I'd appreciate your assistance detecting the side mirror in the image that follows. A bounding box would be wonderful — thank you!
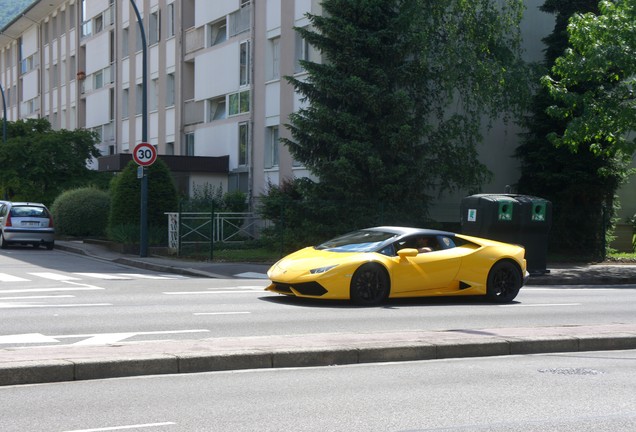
[398,248,419,258]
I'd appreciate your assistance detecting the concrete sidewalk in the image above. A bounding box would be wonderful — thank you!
[1,240,634,387]
[2,324,636,386]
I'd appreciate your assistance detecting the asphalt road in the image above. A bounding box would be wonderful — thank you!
[1,248,636,348]
[2,350,635,432]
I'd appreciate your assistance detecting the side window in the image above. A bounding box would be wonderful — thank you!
[438,236,456,249]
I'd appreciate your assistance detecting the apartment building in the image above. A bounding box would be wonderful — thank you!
[2,0,635,233]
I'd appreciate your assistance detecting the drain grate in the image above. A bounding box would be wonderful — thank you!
[538,367,605,375]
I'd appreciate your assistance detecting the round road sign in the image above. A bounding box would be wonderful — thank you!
[133,142,157,166]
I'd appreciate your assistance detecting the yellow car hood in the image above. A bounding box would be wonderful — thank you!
[268,247,360,280]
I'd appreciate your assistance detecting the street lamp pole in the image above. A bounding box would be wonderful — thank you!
[0,81,6,144]
[129,0,149,258]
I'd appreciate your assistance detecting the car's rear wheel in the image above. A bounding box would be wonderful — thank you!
[350,263,390,306]
[486,261,521,303]
[0,233,8,249]
[45,241,54,250]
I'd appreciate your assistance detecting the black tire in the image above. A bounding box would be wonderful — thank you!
[45,242,54,250]
[350,263,390,306]
[0,233,7,249]
[486,261,522,303]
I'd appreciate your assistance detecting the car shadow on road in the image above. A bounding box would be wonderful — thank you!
[259,294,520,309]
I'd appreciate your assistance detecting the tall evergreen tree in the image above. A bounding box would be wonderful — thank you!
[282,0,530,227]
[515,0,626,258]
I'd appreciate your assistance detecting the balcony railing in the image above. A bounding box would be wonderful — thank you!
[185,27,205,55]
[184,99,204,126]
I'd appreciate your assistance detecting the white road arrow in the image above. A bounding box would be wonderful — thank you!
[0,333,60,344]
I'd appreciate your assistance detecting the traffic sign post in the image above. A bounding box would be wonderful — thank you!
[133,142,156,258]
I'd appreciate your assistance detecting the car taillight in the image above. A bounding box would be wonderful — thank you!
[5,213,12,227]
[48,215,54,228]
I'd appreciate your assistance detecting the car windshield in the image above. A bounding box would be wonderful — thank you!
[315,230,398,253]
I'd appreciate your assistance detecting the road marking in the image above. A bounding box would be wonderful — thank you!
[28,272,81,281]
[194,311,251,316]
[73,273,133,280]
[0,287,104,294]
[118,273,176,280]
[0,303,111,309]
[62,422,176,432]
[163,289,263,295]
[499,303,581,307]
[56,329,211,346]
[234,272,268,279]
[0,333,61,344]
[0,273,29,282]
[0,295,74,300]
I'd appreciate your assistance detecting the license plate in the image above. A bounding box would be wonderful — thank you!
[22,221,40,227]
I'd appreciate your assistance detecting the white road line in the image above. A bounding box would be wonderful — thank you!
[163,290,263,295]
[0,287,103,294]
[0,303,111,309]
[0,273,29,282]
[28,272,81,281]
[0,295,74,300]
[234,272,269,279]
[118,273,176,280]
[499,303,581,307]
[55,329,211,346]
[62,422,176,432]
[73,273,133,280]
[194,311,251,316]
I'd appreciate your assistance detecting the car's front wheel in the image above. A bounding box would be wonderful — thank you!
[486,261,522,303]
[350,263,390,306]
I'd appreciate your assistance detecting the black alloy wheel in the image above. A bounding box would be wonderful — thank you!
[486,261,522,303]
[350,263,390,306]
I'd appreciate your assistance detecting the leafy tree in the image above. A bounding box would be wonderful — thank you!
[519,0,635,257]
[108,159,178,244]
[282,0,531,227]
[0,119,100,205]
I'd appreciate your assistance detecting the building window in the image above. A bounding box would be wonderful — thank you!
[238,122,249,166]
[122,88,129,119]
[240,40,250,86]
[267,37,280,81]
[122,27,129,56]
[94,14,103,34]
[167,3,175,38]
[207,96,226,121]
[295,31,310,73]
[184,133,195,156]
[136,25,144,52]
[166,73,175,107]
[149,10,160,45]
[228,90,249,116]
[150,78,159,111]
[135,84,143,115]
[229,1,251,37]
[94,70,104,89]
[208,19,227,47]
[265,126,279,169]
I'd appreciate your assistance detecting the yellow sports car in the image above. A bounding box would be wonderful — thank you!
[266,226,529,306]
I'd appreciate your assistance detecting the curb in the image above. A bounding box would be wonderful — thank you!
[2,329,636,386]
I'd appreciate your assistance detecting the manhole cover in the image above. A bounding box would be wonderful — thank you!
[538,367,605,375]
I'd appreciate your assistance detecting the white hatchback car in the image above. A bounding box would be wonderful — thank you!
[0,202,55,250]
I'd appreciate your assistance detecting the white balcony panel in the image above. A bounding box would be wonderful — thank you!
[86,88,110,128]
[166,38,176,69]
[195,0,239,28]
[86,0,109,20]
[122,57,130,85]
[295,0,311,24]
[196,122,235,158]
[122,119,130,150]
[150,44,159,78]
[266,0,281,32]
[165,107,175,139]
[22,70,39,100]
[150,111,159,141]
[194,44,239,100]
[22,26,38,57]
[86,32,110,74]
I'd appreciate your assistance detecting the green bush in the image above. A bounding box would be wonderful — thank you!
[50,187,111,237]
[109,158,178,235]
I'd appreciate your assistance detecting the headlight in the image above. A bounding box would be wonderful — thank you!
[309,264,338,274]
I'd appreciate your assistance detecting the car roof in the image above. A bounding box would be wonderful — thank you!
[6,202,47,207]
[365,226,457,237]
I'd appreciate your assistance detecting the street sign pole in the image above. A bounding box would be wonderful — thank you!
[130,0,148,257]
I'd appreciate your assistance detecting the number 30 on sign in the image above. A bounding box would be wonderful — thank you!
[133,142,157,166]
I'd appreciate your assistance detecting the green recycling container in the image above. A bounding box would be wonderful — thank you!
[460,194,552,274]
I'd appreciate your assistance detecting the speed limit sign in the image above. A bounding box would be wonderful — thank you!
[133,142,157,166]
